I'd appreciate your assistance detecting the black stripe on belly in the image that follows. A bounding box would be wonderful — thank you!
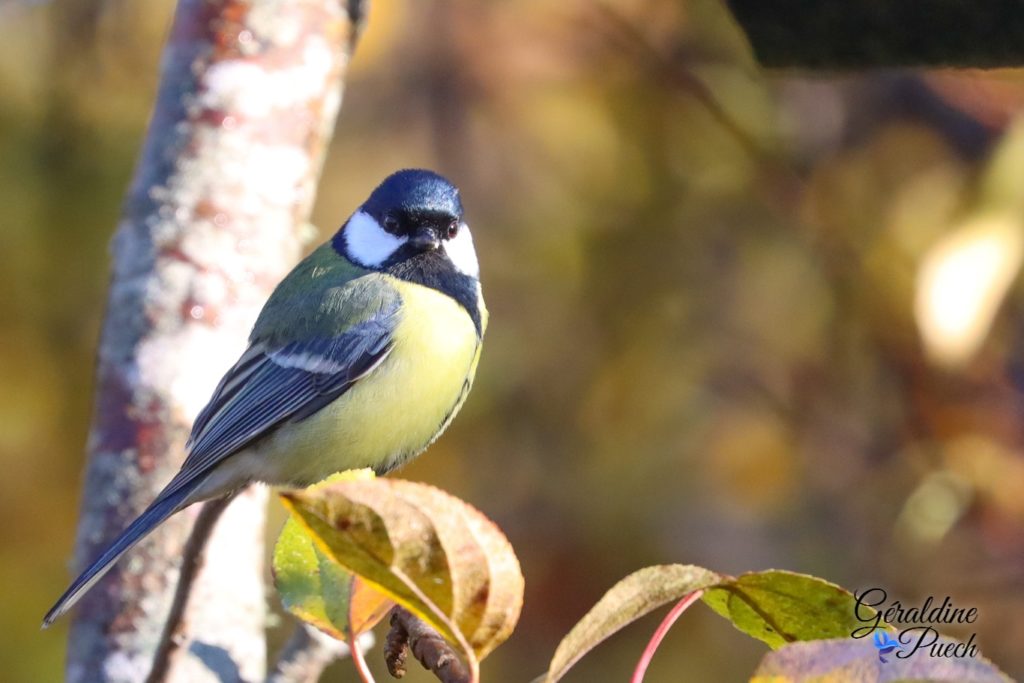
[382,248,483,336]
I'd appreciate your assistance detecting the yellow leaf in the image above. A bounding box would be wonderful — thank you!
[273,469,394,641]
[280,478,523,670]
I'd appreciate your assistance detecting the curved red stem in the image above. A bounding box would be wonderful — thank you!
[630,589,705,683]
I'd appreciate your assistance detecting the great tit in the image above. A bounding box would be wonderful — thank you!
[44,168,486,627]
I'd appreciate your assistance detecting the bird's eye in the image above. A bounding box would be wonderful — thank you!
[383,215,400,233]
[446,220,460,239]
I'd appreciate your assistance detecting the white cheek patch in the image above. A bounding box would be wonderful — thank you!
[343,210,407,267]
[444,223,480,278]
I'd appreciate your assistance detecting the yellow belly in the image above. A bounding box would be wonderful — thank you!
[242,278,482,486]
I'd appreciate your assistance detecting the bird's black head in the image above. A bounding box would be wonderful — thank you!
[333,169,482,331]
[335,169,473,266]
[363,169,463,224]
[359,169,464,251]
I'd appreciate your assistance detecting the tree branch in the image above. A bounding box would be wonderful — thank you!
[64,0,365,681]
[385,607,470,683]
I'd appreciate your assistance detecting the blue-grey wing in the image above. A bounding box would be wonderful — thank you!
[166,302,400,498]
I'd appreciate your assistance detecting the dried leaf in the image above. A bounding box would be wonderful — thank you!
[543,564,722,683]
[272,470,393,641]
[280,478,524,665]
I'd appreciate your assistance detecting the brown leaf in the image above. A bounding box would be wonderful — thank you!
[543,564,722,683]
[280,478,524,669]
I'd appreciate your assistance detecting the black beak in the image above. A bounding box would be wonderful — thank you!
[409,226,441,251]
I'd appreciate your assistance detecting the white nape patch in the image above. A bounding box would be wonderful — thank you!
[444,223,480,278]
[343,210,408,268]
[268,349,345,373]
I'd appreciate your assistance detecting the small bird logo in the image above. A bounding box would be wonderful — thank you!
[872,631,902,663]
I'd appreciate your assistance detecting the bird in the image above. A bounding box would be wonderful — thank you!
[44,168,487,627]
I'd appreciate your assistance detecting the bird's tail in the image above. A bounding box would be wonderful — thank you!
[42,484,193,628]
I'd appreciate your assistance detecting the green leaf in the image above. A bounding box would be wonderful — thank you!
[272,469,393,641]
[273,516,393,640]
[542,564,723,683]
[702,571,877,649]
[540,565,1011,681]
[750,637,1012,682]
[279,477,523,667]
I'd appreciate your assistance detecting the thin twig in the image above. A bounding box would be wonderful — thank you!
[268,623,373,683]
[145,496,234,683]
[630,590,705,683]
[385,607,470,683]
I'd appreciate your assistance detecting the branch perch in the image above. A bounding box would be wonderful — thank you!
[385,607,470,683]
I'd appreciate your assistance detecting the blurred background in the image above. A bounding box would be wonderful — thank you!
[3,0,1024,681]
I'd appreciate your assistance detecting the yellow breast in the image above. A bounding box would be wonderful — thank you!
[251,277,483,485]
